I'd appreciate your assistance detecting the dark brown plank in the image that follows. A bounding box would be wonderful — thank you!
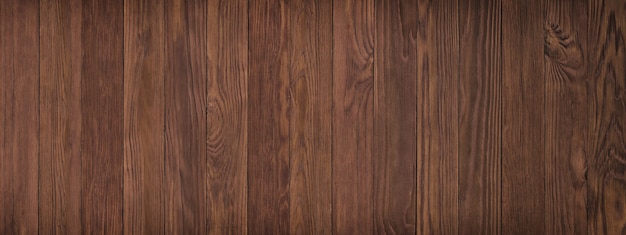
[501,0,545,233]
[124,0,165,234]
[164,0,208,233]
[287,0,333,234]
[81,0,124,233]
[332,0,375,234]
[416,0,459,233]
[0,0,39,234]
[205,0,248,233]
[458,0,501,234]
[544,0,589,234]
[248,0,290,233]
[585,0,626,234]
[39,0,82,234]
[373,0,417,233]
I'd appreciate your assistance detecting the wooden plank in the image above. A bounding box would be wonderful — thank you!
[164,0,208,233]
[458,0,501,233]
[0,0,39,234]
[287,0,332,234]
[373,0,417,233]
[544,0,588,234]
[248,0,290,233]
[332,0,375,233]
[80,0,124,233]
[585,0,626,234]
[124,0,165,234]
[39,0,83,234]
[205,0,248,233]
[415,0,459,233]
[501,0,545,233]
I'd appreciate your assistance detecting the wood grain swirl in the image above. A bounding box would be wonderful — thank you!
[206,0,248,233]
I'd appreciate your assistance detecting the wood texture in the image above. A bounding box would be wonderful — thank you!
[247,0,290,233]
[416,0,459,233]
[0,0,39,234]
[544,0,589,234]
[585,0,625,234]
[1,1,625,234]
[124,0,165,234]
[206,0,248,233]
[39,0,82,234]
[287,0,333,234]
[501,0,545,234]
[332,0,375,234]
[458,0,502,234]
[164,0,208,233]
[373,0,417,233]
[81,0,124,233]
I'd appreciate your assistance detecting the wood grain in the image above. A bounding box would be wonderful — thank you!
[585,0,626,234]
[458,0,501,234]
[544,0,589,234]
[164,0,208,233]
[205,0,248,233]
[248,0,290,233]
[80,0,124,233]
[373,0,417,233]
[332,0,375,234]
[501,0,545,234]
[39,0,82,234]
[0,0,39,234]
[124,0,165,234]
[415,0,459,233]
[287,0,333,234]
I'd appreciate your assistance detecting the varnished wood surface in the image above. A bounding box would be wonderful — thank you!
[0,0,624,234]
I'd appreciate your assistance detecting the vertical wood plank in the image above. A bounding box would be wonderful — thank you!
[205,0,248,233]
[416,0,460,233]
[0,0,39,234]
[81,0,124,233]
[373,0,417,233]
[39,0,83,233]
[124,0,165,234]
[585,0,626,234]
[544,0,588,234]
[248,0,290,233]
[458,0,501,234]
[332,0,375,233]
[0,2,12,231]
[287,0,333,234]
[501,0,545,234]
[164,0,208,233]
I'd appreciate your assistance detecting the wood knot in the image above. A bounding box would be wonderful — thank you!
[544,22,583,69]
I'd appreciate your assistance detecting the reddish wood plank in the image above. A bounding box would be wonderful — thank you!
[501,0,545,233]
[248,0,290,233]
[416,0,460,233]
[0,0,39,234]
[39,0,82,234]
[124,0,165,234]
[458,0,502,234]
[81,0,124,233]
[373,0,417,233]
[332,0,375,234]
[287,0,333,234]
[205,0,248,233]
[164,0,208,233]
